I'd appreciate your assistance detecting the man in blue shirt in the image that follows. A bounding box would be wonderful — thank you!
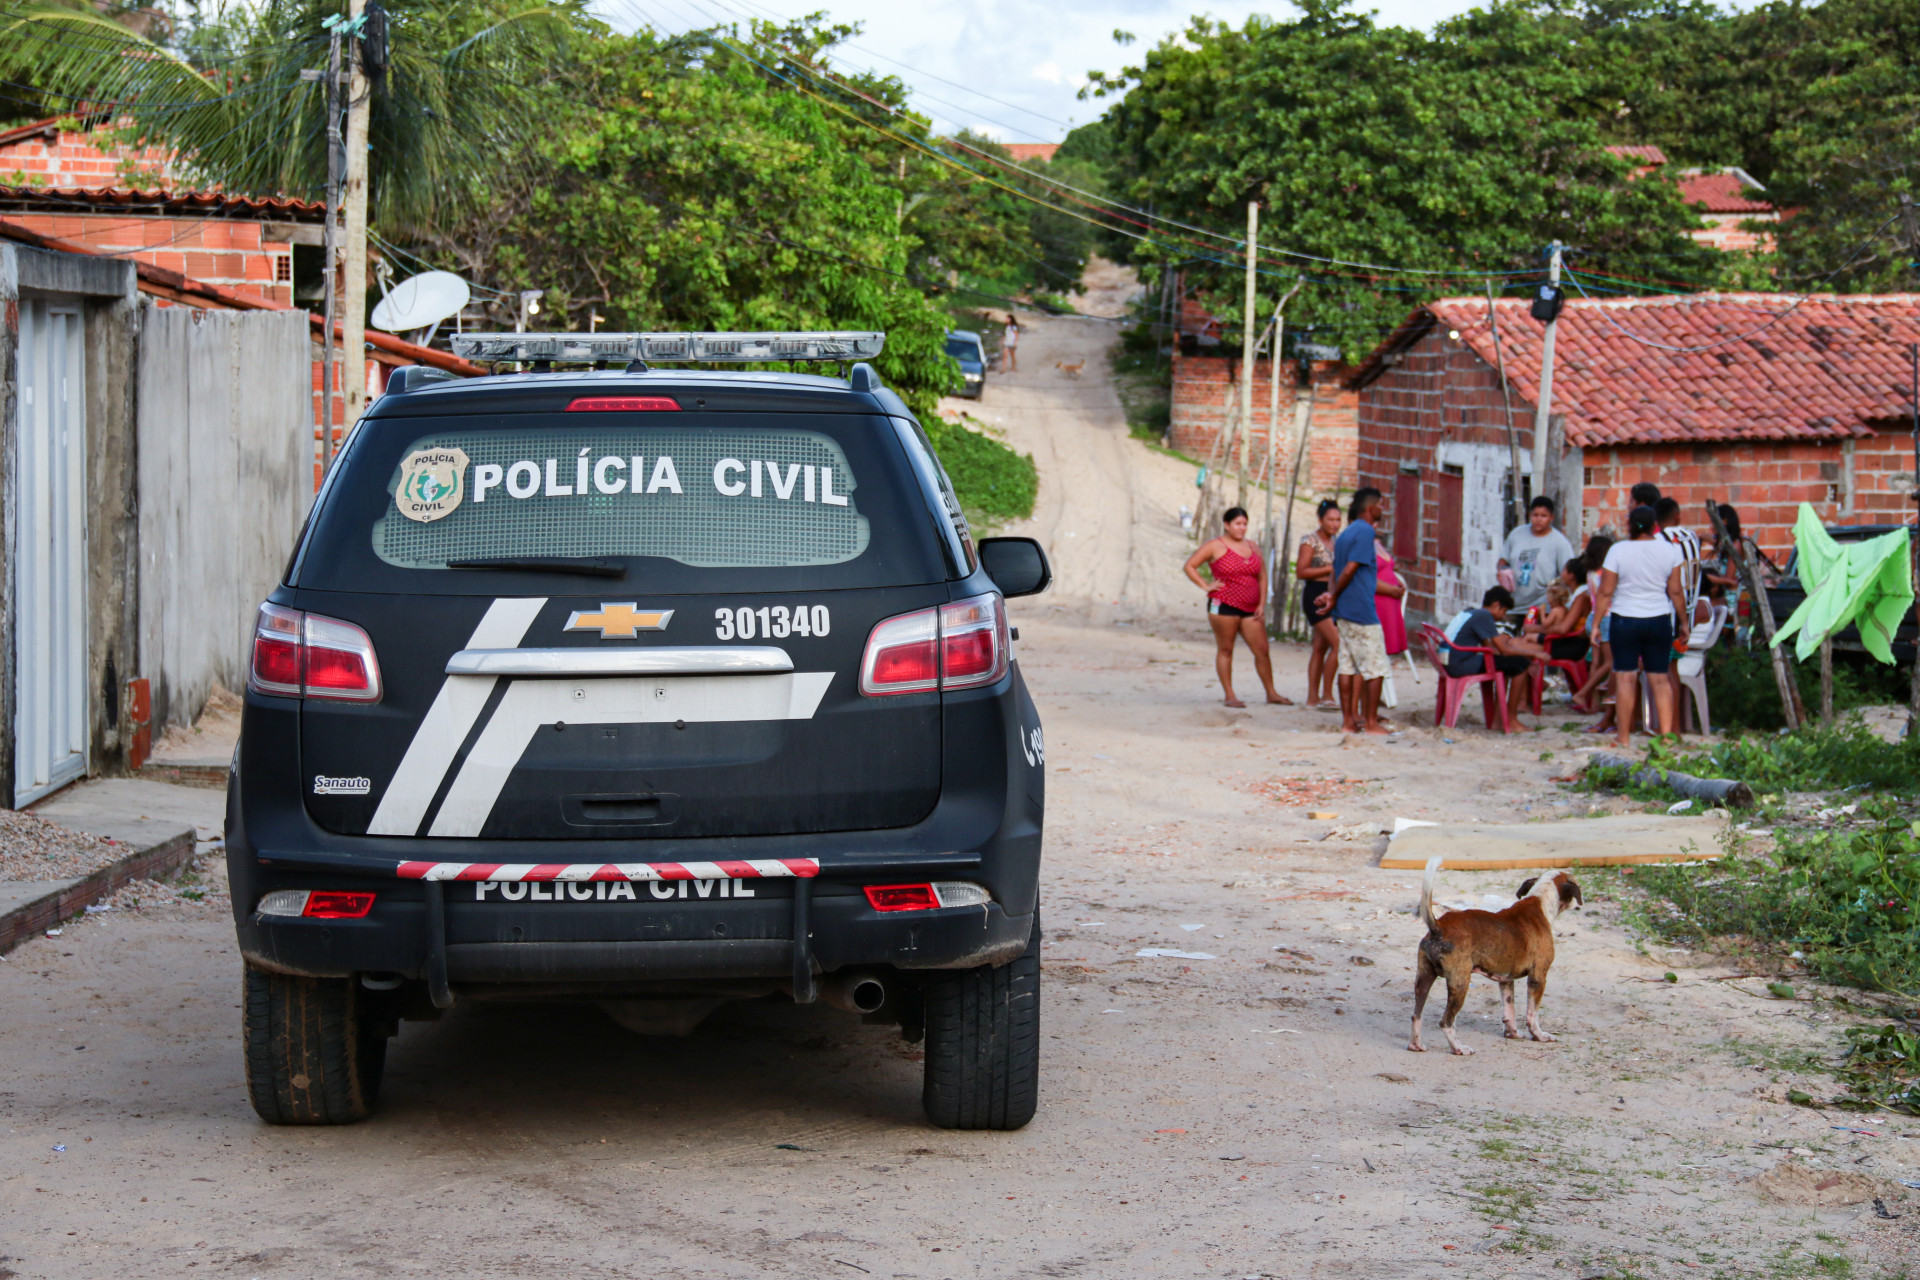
[1320,487,1389,734]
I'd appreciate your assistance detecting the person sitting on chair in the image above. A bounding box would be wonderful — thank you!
[1445,586,1549,725]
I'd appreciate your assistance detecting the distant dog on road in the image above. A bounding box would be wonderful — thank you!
[1409,857,1582,1055]
[1055,359,1085,379]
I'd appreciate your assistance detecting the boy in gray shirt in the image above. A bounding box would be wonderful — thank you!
[1499,496,1576,610]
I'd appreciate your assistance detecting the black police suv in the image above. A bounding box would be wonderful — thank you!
[227,332,1051,1130]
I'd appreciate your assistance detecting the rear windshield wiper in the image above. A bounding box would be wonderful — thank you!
[445,556,626,578]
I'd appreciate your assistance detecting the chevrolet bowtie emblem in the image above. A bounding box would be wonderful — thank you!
[564,603,674,639]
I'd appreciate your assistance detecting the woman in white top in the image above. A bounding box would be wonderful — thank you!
[1591,505,1688,749]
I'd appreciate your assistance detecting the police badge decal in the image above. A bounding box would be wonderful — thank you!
[395,447,470,523]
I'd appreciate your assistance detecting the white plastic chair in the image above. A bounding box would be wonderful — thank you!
[1637,603,1727,734]
[1676,604,1728,734]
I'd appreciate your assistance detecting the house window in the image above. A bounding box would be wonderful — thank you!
[1436,468,1464,565]
[1393,470,1419,563]
[274,253,293,283]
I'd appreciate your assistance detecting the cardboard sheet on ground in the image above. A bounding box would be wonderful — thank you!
[1379,812,1726,870]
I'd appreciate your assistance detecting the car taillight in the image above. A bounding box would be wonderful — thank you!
[566,396,681,412]
[859,593,1008,697]
[860,608,940,695]
[255,890,377,919]
[865,884,941,912]
[247,604,383,702]
[939,594,1009,689]
[304,891,376,919]
[863,882,993,912]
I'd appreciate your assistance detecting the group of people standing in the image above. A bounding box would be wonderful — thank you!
[1185,480,1759,747]
[1184,488,1408,734]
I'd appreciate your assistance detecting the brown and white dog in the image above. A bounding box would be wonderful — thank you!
[1409,856,1582,1055]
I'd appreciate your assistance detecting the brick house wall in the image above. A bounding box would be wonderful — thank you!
[1355,325,1910,620]
[0,119,175,186]
[0,209,300,306]
[1169,350,1359,497]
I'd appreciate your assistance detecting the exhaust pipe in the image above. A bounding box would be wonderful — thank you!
[818,970,887,1015]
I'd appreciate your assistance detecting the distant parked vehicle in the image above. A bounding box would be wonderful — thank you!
[1763,522,1917,662]
[946,330,987,399]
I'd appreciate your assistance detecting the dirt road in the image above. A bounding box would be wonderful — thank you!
[5,311,1916,1278]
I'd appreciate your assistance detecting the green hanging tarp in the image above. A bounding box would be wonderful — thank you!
[1771,503,1913,664]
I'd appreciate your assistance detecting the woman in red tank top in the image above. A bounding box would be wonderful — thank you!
[1182,507,1292,707]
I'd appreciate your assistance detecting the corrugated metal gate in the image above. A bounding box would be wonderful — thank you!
[13,298,88,805]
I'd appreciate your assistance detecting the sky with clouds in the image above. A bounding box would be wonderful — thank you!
[599,0,1493,143]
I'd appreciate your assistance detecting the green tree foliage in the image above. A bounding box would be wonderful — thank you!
[419,21,962,413]
[1567,0,1920,292]
[0,0,590,230]
[1082,0,1724,360]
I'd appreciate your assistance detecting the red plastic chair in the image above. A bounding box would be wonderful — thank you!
[1530,633,1591,715]
[1419,624,1515,733]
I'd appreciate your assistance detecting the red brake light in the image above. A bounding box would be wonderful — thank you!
[865,884,940,912]
[860,608,940,695]
[860,594,1008,697]
[567,396,681,412]
[248,604,304,696]
[303,891,376,919]
[247,605,382,702]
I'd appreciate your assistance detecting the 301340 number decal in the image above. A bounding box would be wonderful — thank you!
[714,604,830,640]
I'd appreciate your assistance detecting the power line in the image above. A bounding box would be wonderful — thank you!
[1560,210,1907,353]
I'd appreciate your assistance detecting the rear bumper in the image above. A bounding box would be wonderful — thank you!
[238,888,1032,985]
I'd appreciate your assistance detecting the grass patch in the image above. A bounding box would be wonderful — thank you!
[922,413,1037,525]
[1703,645,1907,733]
[1468,1180,1541,1221]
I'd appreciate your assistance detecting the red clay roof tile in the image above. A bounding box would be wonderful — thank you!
[1351,293,1920,447]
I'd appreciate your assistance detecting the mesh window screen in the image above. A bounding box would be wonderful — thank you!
[372,426,870,569]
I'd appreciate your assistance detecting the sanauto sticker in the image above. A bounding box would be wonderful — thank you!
[313,775,372,796]
[395,447,470,523]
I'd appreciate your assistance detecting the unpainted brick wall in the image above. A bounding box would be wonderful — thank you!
[1357,324,1911,614]
[1354,332,1536,616]
[0,211,292,306]
[1170,351,1358,496]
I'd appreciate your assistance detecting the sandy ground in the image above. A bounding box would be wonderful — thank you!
[5,312,1918,1279]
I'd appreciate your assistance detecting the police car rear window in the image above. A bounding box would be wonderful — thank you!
[374,424,868,569]
[288,410,950,594]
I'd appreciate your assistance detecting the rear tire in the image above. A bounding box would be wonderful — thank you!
[243,965,386,1125]
[921,912,1040,1130]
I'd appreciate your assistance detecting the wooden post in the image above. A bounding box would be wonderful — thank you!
[1483,279,1525,530]
[1238,200,1259,507]
[1275,375,1319,635]
[1820,636,1835,724]
[1907,342,1919,738]
[341,0,371,432]
[1706,499,1799,730]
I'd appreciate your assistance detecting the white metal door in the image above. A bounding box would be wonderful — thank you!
[14,299,88,806]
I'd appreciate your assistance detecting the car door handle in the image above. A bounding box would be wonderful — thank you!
[445,647,795,676]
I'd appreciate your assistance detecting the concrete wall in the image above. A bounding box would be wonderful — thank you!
[0,243,140,801]
[137,305,311,730]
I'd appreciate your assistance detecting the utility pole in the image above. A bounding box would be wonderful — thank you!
[1532,242,1564,505]
[340,0,371,431]
[317,31,342,476]
[1238,200,1259,507]
[1908,341,1919,737]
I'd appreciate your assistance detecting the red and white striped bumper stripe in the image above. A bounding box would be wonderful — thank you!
[394,858,820,882]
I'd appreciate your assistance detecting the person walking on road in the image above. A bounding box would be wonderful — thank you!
[1592,505,1688,748]
[1318,487,1390,734]
[1184,506,1292,708]
[1002,314,1020,373]
[1296,499,1342,709]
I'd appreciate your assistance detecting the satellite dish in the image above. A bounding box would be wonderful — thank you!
[372,270,471,340]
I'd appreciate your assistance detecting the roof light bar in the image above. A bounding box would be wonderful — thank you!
[448,331,885,364]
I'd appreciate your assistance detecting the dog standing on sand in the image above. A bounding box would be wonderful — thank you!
[1409,856,1582,1055]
